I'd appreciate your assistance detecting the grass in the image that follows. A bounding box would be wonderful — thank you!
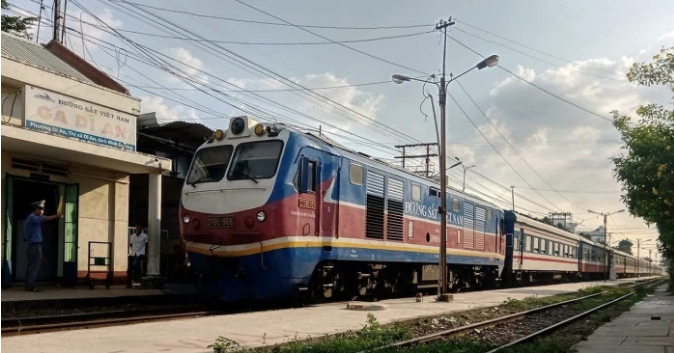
[208,284,654,353]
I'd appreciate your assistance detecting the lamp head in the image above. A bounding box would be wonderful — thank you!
[392,74,411,84]
[477,55,500,70]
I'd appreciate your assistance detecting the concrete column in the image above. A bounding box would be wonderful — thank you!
[147,173,162,276]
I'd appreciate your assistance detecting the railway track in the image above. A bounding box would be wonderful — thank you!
[1,305,225,336]
[2,277,659,338]
[364,277,664,353]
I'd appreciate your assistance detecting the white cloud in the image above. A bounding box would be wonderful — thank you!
[140,96,203,124]
[225,72,385,134]
[164,47,209,86]
[447,49,668,241]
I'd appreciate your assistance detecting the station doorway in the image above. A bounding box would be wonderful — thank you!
[3,175,79,286]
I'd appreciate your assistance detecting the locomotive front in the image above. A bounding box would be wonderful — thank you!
[179,116,297,301]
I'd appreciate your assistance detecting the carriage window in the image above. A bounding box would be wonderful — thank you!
[486,209,493,221]
[294,160,317,193]
[350,163,363,185]
[186,145,233,185]
[430,187,440,198]
[412,184,421,201]
[228,141,283,180]
[452,197,460,211]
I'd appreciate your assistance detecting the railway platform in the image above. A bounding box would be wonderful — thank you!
[574,283,674,353]
[1,278,653,353]
[1,282,199,314]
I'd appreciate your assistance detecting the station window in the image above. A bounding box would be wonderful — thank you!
[350,163,363,185]
[452,197,460,211]
[412,184,421,201]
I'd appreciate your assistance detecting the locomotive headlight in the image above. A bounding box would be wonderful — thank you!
[213,129,224,140]
[257,211,266,222]
[254,124,265,136]
[230,117,245,135]
[183,214,191,223]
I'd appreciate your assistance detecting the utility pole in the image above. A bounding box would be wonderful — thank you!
[588,209,625,281]
[394,143,438,178]
[391,17,499,302]
[510,186,515,211]
[550,212,572,230]
[53,0,62,43]
[637,238,641,278]
[460,164,476,192]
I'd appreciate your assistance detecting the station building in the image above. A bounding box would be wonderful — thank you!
[1,32,171,287]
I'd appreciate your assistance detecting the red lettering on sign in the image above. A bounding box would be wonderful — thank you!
[101,123,113,136]
[115,125,127,139]
[37,106,51,119]
[54,110,68,124]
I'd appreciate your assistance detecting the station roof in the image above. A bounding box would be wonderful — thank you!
[1,32,129,94]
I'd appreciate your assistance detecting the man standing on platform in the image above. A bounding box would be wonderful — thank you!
[127,225,148,288]
[24,200,62,292]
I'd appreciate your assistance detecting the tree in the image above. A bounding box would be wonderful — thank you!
[611,46,674,289]
[615,239,634,255]
[541,216,554,225]
[1,0,36,39]
[578,232,593,240]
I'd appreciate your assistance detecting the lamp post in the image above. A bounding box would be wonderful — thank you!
[392,18,499,301]
[588,209,625,281]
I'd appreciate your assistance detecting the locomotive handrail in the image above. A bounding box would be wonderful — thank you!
[184,187,267,195]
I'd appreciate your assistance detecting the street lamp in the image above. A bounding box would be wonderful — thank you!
[587,209,625,280]
[392,18,499,301]
[452,157,477,192]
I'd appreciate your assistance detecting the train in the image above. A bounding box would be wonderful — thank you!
[179,116,663,301]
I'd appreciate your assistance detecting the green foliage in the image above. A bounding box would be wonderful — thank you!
[615,239,634,255]
[209,314,411,353]
[1,0,37,39]
[611,46,674,285]
[209,336,245,353]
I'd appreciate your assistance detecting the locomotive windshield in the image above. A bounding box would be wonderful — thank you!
[227,140,283,181]
[186,145,233,185]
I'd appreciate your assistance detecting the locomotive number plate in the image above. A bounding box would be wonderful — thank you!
[206,216,235,227]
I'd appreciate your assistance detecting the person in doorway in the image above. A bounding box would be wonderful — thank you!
[127,225,148,288]
[24,200,62,292]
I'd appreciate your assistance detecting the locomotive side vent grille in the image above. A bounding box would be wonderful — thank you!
[475,206,486,251]
[464,202,475,250]
[386,178,404,241]
[366,172,385,239]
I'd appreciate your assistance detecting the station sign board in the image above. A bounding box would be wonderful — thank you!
[24,85,137,151]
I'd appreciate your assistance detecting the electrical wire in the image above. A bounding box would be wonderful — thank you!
[110,1,433,30]
[443,33,613,123]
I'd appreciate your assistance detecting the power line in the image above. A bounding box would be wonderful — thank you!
[456,20,626,79]
[447,92,563,212]
[111,1,433,30]
[232,0,429,75]
[104,0,426,144]
[456,80,587,213]
[443,33,613,123]
[511,186,621,194]
[453,26,627,83]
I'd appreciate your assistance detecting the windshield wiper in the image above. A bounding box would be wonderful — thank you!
[234,169,258,183]
[190,175,210,187]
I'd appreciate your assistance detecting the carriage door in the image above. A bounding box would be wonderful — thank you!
[320,155,341,237]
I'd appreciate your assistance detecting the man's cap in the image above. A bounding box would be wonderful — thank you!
[31,200,46,209]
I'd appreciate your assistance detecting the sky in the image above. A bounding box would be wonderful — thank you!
[6,0,674,256]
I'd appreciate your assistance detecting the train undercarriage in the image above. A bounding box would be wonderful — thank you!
[306,261,500,301]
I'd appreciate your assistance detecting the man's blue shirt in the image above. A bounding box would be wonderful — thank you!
[24,214,45,244]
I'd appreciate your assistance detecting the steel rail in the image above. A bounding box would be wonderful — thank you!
[363,277,662,353]
[2,310,222,336]
[485,279,665,353]
[362,291,608,352]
